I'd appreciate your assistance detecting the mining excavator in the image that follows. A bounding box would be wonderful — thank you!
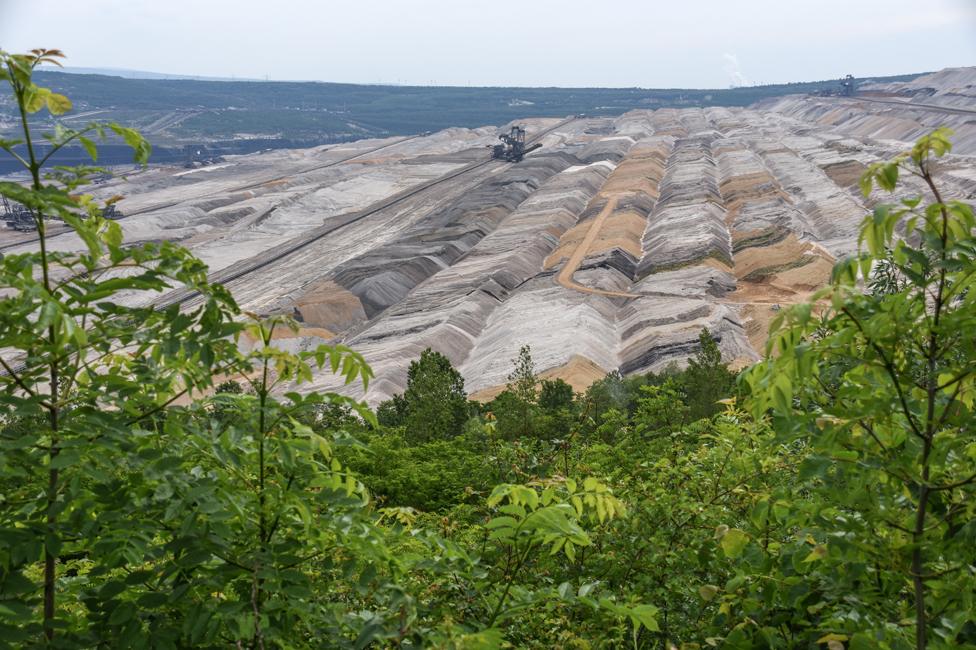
[183,144,225,169]
[2,196,122,231]
[490,125,542,162]
[840,74,856,97]
[2,196,35,232]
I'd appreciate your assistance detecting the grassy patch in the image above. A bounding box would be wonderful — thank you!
[637,248,733,279]
[741,256,814,282]
[732,227,789,253]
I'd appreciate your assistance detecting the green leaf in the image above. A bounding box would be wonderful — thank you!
[858,172,872,197]
[79,135,98,162]
[451,628,503,650]
[108,601,136,625]
[771,373,792,414]
[578,582,597,597]
[485,516,518,529]
[99,581,128,600]
[817,633,849,644]
[45,92,71,115]
[719,528,749,558]
[799,456,831,481]
[24,86,49,113]
[879,163,898,191]
[803,544,827,563]
[109,123,152,164]
[103,220,123,248]
[565,540,576,561]
[629,604,660,632]
[49,448,81,469]
[698,584,719,601]
[45,532,61,557]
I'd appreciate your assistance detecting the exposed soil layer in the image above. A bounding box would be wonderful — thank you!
[8,74,976,404]
[469,355,609,403]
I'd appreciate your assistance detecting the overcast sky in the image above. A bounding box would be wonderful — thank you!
[1,0,974,87]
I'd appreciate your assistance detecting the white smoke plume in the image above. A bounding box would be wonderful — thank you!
[722,53,751,88]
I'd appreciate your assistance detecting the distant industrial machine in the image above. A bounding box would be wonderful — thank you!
[811,74,858,98]
[103,204,123,220]
[2,196,35,232]
[840,74,856,97]
[490,126,542,162]
[183,144,225,169]
[2,196,121,231]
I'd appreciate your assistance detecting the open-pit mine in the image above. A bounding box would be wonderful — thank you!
[4,68,976,403]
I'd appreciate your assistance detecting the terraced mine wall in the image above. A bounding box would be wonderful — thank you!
[6,80,975,403]
[759,68,976,155]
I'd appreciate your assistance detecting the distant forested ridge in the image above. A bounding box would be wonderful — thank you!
[0,69,925,170]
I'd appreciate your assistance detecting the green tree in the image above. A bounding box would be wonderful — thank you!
[868,248,908,297]
[581,404,792,647]
[382,348,469,443]
[744,128,976,649]
[682,328,736,420]
[509,344,537,405]
[0,49,388,647]
[539,378,575,413]
[140,316,379,647]
[0,48,243,644]
[491,345,540,440]
[536,378,580,465]
[593,407,630,444]
[339,432,492,511]
[376,391,407,428]
[633,380,688,437]
[583,371,629,424]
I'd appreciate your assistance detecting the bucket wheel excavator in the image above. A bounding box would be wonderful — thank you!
[490,125,542,162]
